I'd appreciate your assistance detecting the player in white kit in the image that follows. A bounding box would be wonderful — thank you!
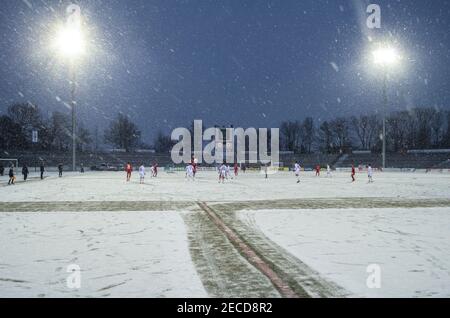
[186,164,195,181]
[139,164,146,184]
[294,162,301,183]
[326,164,332,178]
[218,164,227,183]
[150,165,155,178]
[367,164,374,183]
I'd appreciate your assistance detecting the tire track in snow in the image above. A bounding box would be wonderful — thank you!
[197,202,302,298]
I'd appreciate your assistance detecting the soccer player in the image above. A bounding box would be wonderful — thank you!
[125,162,133,182]
[186,164,195,181]
[234,163,239,177]
[351,164,356,182]
[40,162,45,180]
[226,165,231,179]
[22,165,29,181]
[8,165,15,185]
[368,164,374,183]
[191,157,198,177]
[326,164,332,178]
[58,163,63,178]
[152,163,158,177]
[150,165,155,177]
[315,164,321,177]
[294,162,301,183]
[218,163,227,183]
[139,164,146,184]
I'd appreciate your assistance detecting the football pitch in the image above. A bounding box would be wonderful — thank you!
[1,170,450,298]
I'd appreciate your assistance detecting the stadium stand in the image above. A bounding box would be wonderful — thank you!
[2,150,449,170]
[0,151,173,170]
[335,151,450,169]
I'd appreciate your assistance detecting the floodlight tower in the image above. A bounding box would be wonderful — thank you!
[372,46,401,169]
[54,4,86,171]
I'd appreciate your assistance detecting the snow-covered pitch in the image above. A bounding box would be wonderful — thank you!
[1,169,449,297]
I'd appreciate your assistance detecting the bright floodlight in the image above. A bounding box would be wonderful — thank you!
[54,25,85,58]
[372,47,400,66]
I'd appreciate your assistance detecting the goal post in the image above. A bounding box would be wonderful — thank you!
[0,158,19,168]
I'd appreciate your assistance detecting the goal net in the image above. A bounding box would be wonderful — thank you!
[0,158,19,168]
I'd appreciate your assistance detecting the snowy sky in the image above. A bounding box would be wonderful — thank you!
[0,0,449,143]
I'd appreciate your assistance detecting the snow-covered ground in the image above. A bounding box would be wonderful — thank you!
[1,170,449,202]
[1,170,449,298]
[0,211,206,298]
[239,208,450,298]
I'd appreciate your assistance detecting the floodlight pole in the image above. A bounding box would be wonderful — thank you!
[382,70,387,170]
[70,62,77,172]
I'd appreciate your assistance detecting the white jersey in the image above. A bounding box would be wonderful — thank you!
[139,166,145,177]
[327,165,331,173]
[219,165,227,176]
[186,165,194,176]
[368,166,373,177]
[294,164,301,174]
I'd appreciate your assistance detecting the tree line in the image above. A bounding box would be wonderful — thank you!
[0,103,142,153]
[1,102,450,154]
[280,108,450,154]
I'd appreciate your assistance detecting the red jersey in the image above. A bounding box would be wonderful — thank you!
[191,158,197,173]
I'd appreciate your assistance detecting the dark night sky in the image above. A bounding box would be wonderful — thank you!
[0,0,449,144]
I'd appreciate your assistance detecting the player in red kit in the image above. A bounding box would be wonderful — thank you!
[315,165,321,177]
[351,164,356,182]
[191,157,198,178]
[152,162,158,177]
[234,163,239,177]
[125,162,133,182]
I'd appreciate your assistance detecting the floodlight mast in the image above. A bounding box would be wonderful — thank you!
[372,46,401,169]
[54,4,86,171]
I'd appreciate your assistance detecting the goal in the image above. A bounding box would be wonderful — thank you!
[0,158,19,168]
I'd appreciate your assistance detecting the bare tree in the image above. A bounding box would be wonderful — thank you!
[318,121,333,153]
[387,111,409,152]
[300,117,315,153]
[430,109,444,147]
[415,108,435,149]
[280,121,302,152]
[104,113,141,152]
[351,115,373,150]
[0,115,24,151]
[7,103,43,149]
[77,125,92,152]
[154,130,175,153]
[330,118,351,151]
[445,111,450,147]
[366,115,381,150]
[50,111,71,151]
